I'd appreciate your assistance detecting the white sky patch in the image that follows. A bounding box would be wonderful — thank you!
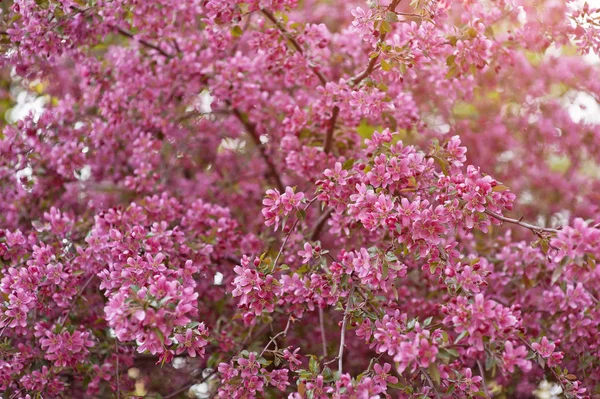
[566,91,600,123]
[189,382,210,399]
[7,90,46,123]
[213,272,224,286]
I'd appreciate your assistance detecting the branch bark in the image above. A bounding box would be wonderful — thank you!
[484,210,560,234]
[348,0,403,87]
[260,9,328,86]
[337,289,353,373]
[231,108,286,193]
[113,25,173,58]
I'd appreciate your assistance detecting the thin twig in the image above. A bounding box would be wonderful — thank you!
[259,316,293,356]
[348,0,403,87]
[477,360,491,398]
[319,307,328,357]
[112,25,173,58]
[0,320,11,338]
[323,106,340,154]
[338,289,353,373]
[116,340,121,399]
[272,197,318,271]
[272,217,300,272]
[231,107,285,192]
[484,210,560,234]
[309,208,333,241]
[58,274,96,328]
[419,367,441,399]
[260,9,328,85]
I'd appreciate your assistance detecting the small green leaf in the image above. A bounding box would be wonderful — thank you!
[551,265,563,285]
[309,355,319,373]
[342,158,355,170]
[380,59,391,71]
[231,25,243,37]
[428,364,441,385]
[257,357,272,366]
[296,209,306,221]
[446,55,456,66]
[386,11,399,22]
[380,20,393,34]
[454,330,468,344]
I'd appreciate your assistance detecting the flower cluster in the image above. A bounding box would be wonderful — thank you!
[1,0,600,398]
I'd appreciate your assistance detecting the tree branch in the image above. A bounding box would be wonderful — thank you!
[260,9,328,86]
[323,106,340,154]
[259,316,293,356]
[348,0,403,87]
[319,307,328,357]
[112,25,173,58]
[57,274,96,328]
[420,367,441,399]
[484,210,560,234]
[338,289,353,373]
[477,360,491,398]
[310,208,333,241]
[231,107,285,192]
[260,9,340,155]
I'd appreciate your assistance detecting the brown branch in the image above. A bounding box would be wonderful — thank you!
[116,340,121,399]
[484,210,560,234]
[231,107,285,192]
[348,0,403,87]
[309,207,334,241]
[319,307,328,357]
[337,289,353,373]
[323,106,340,154]
[420,367,441,399]
[112,25,173,58]
[260,9,340,155]
[57,274,96,328]
[477,360,492,398]
[260,9,328,86]
[259,316,293,356]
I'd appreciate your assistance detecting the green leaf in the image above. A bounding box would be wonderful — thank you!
[257,357,272,366]
[454,330,468,344]
[380,59,391,72]
[551,265,563,285]
[445,348,459,357]
[309,355,319,373]
[342,158,355,170]
[446,65,458,79]
[155,329,165,346]
[380,20,393,34]
[428,364,441,385]
[485,355,495,371]
[296,209,306,221]
[357,119,379,140]
[386,11,399,23]
[231,25,243,37]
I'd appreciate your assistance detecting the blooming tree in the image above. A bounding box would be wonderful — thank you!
[1,0,600,398]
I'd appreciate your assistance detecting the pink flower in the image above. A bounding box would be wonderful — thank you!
[531,336,557,359]
[502,341,531,373]
[174,324,209,358]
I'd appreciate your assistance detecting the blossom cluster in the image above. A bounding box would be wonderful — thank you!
[1,0,600,398]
